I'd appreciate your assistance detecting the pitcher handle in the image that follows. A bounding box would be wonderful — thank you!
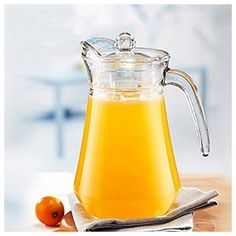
[163,68,210,157]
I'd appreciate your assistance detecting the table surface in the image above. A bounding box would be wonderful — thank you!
[181,174,231,232]
[27,173,231,232]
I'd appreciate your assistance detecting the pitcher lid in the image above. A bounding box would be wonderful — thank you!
[81,32,170,64]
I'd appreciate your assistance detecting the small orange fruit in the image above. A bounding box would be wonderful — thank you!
[35,196,65,226]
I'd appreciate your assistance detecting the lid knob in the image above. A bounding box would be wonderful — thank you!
[115,32,136,52]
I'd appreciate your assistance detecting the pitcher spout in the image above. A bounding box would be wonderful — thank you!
[81,37,116,61]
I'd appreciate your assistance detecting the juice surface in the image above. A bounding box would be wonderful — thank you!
[74,94,180,219]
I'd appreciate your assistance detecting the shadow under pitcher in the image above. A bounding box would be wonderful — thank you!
[74,32,210,219]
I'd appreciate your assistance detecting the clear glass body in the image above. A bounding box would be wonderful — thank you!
[74,89,180,219]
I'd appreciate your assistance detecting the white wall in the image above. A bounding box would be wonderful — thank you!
[5,5,231,174]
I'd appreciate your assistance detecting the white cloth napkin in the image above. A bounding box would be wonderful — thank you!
[68,187,218,232]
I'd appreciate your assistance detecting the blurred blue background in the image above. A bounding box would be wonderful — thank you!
[5,5,231,231]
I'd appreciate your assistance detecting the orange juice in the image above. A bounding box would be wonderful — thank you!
[74,94,180,219]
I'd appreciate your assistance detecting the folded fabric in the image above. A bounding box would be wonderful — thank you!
[68,187,218,232]
[115,214,193,232]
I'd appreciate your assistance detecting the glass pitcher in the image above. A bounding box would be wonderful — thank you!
[74,32,210,219]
